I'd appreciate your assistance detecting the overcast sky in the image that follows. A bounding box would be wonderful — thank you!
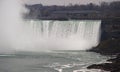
[24,0,119,5]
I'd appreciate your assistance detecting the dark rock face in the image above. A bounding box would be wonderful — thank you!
[89,38,120,55]
[87,54,120,72]
[100,19,120,41]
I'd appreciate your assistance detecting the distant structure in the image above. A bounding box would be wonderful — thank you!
[26,1,120,20]
[49,10,101,19]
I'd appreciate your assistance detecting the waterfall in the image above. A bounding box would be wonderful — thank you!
[0,0,101,52]
[17,20,101,51]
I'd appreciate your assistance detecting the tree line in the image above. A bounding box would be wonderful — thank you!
[25,1,120,19]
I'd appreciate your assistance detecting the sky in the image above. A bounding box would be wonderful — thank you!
[24,0,119,5]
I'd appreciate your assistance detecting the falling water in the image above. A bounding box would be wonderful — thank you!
[21,20,101,51]
[0,0,101,52]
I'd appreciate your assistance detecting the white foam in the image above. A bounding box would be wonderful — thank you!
[73,69,109,72]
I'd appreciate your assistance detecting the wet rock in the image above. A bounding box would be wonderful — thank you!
[87,54,120,72]
[87,63,117,71]
[88,38,120,55]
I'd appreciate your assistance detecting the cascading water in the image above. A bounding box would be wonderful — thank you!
[21,20,101,51]
[0,0,101,52]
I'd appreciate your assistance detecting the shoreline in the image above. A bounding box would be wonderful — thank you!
[87,54,120,72]
[87,39,120,72]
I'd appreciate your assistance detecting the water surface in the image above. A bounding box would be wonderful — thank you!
[0,51,109,72]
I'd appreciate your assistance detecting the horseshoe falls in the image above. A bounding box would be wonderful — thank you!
[0,0,101,52]
[0,20,101,52]
[16,20,101,51]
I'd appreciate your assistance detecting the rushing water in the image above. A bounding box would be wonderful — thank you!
[0,20,101,52]
[0,51,110,72]
[12,20,101,51]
